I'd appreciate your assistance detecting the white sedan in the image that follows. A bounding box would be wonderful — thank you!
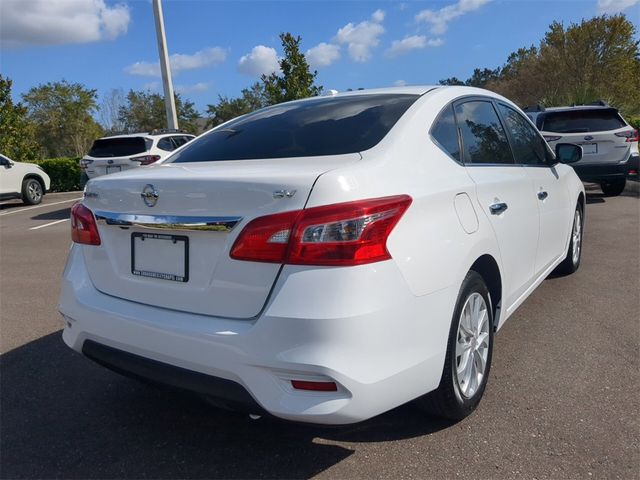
[59,86,585,424]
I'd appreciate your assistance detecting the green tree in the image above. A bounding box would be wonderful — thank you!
[440,68,501,88]
[262,33,322,104]
[0,75,38,161]
[118,90,200,134]
[491,15,640,113]
[22,80,103,158]
[206,82,267,127]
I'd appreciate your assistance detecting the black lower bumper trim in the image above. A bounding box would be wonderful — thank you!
[82,340,266,414]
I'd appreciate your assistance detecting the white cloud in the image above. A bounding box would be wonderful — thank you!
[0,0,130,48]
[394,79,407,87]
[385,35,444,57]
[334,10,386,62]
[416,0,492,35]
[306,42,341,68]
[175,82,210,94]
[237,45,280,77]
[125,47,227,77]
[596,0,639,13]
[371,9,386,23]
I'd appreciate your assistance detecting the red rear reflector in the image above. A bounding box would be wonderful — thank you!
[230,195,412,266]
[70,203,101,245]
[291,380,338,392]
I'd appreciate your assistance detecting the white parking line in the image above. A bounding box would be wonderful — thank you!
[29,218,70,230]
[0,198,81,217]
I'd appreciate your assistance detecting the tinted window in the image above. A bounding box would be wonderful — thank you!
[157,138,174,151]
[88,137,148,157]
[431,105,460,162]
[172,136,188,148]
[455,101,513,165]
[541,108,625,133]
[498,104,553,166]
[170,94,419,162]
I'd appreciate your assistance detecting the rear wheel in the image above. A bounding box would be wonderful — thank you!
[555,203,583,275]
[600,179,625,197]
[418,271,494,420]
[21,178,43,205]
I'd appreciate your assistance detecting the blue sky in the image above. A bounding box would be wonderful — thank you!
[1,0,639,116]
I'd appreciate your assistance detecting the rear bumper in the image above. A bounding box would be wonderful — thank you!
[573,153,639,182]
[59,244,455,424]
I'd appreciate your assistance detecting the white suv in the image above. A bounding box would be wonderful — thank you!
[0,154,51,205]
[81,130,195,179]
[525,103,639,196]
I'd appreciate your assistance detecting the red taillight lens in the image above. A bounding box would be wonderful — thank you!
[70,203,101,245]
[131,155,161,165]
[230,195,412,266]
[291,380,338,392]
[615,129,639,142]
[543,135,562,142]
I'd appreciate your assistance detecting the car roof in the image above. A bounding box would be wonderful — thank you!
[99,132,194,140]
[541,105,618,113]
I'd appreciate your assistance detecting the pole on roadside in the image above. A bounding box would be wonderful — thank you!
[152,0,179,130]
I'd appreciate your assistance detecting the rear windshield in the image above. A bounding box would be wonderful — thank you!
[88,137,150,157]
[170,94,419,162]
[540,109,625,133]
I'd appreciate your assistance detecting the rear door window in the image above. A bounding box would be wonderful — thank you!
[541,109,625,133]
[170,94,419,163]
[454,100,514,165]
[88,137,148,157]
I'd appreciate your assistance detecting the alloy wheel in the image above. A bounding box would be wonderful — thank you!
[455,292,490,399]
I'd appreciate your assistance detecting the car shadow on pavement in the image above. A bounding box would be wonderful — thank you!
[1,332,452,479]
[31,207,71,221]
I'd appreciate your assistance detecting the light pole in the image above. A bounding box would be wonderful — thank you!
[152,0,179,130]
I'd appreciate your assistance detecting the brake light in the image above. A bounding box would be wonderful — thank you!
[70,203,101,245]
[543,135,562,142]
[615,129,639,142]
[230,195,412,266]
[131,155,161,165]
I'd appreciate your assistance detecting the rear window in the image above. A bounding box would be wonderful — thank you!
[540,109,625,133]
[88,137,150,157]
[170,94,419,163]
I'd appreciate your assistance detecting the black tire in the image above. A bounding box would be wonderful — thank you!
[600,179,625,197]
[21,177,43,205]
[555,202,583,275]
[417,270,494,420]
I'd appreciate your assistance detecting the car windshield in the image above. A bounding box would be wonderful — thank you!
[169,94,419,162]
[88,137,149,157]
[540,109,625,133]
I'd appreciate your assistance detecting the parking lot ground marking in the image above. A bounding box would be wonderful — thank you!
[29,219,70,231]
[0,198,82,217]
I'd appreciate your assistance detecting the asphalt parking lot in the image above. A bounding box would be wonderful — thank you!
[1,185,638,479]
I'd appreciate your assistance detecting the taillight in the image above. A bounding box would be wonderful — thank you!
[615,129,639,142]
[543,135,562,142]
[70,203,101,245]
[230,195,412,266]
[131,155,161,165]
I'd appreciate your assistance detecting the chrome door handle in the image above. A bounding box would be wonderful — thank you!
[537,191,548,200]
[489,202,508,215]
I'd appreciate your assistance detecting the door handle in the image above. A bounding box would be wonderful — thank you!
[537,191,548,200]
[489,202,508,215]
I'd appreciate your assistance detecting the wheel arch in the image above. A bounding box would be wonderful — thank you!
[468,254,502,331]
[23,174,47,193]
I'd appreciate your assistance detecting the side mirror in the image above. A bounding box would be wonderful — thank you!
[555,143,582,164]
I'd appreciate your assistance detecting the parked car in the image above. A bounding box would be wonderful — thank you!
[525,102,639,196]
[60,86,585,424]
[81,130,195,179]
[0,154,51,205]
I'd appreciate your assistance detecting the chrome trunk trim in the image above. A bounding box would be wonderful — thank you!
[94,211,242,232]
